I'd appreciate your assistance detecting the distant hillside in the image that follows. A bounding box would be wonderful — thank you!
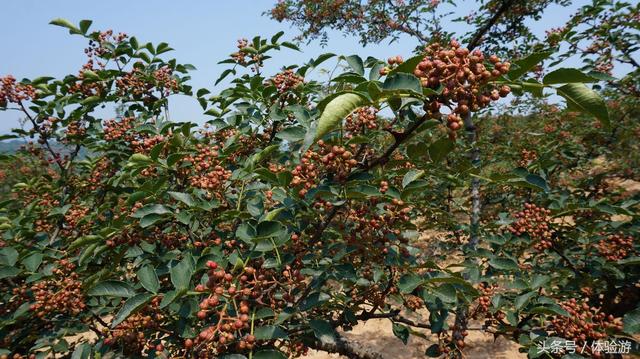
[0,139,88,158]
[0,140,26,153]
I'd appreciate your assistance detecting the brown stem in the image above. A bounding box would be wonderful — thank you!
[467,0,517,50]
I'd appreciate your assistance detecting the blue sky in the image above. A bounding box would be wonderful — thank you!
[0,0,591,134]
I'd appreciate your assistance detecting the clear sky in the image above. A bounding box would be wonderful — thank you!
[0,0,590,134]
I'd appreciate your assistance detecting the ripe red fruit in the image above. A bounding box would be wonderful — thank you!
[206,260,218,269]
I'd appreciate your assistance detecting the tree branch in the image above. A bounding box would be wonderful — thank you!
[467,0,517,50]
[308,334,385,359]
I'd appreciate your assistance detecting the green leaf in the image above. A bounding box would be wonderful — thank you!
[398,273,423,293]
[22,253,43,272]
[489,258,519,271]
[543,68,598,85]
[275,126,306,142]
[254,350,287,359]
[0,247,19,266]
[254,325,289,340]
[402,169,425,188]
[433,284,457,303]
[111,293,154,328]
[624,307,640,334]
[556,83,609,127]
[170,257,193,290]
[136,265,160,294]
[168,191,195,207]
[0,266,21,279]
[389,55,422,76]
[139,214,164,228]
[382,73,422,95]
[429,138,455,163]
[309,319,338,345]
[256,221,284,238]
[71,342,91,359]
[131,204,172,218]
[392,323,410,345]
[515,291,537,310]
[345,55,364,76]
[87,280,135,297]
[315,92,368,140]
[508,51,552,80]
[525,174,550,192]
[49,18,82,34]
[79,20,92,34]
[128,153,153,165]
[425,344,441,357]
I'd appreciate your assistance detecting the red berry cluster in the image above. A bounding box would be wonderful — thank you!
[344,106,379,138]
[551,298,623,358]
[29,260,86,318]
[231,38,250,65]
[131,134,165,154]
[269,69,304,93]
[472,282,497,318]
[413,40,510,135]
[0,75,37,106]
[103,117,135,141]
[63,120,87,142]
[116,66,178,99]
[404,294,425,310]
[596,232,635,261]
[69,61,107,97]
[378,55,404,76]
[230,38,263,71]
[341,199,411,260]
[508,203,554,251]
[518,149,538,167]
[102,296,163,356]
[379,180,389,194]
[185,144,232,197]
[292,142,360,197]
[436,324,469,355]
[85,29,128,63]
[189,261,306,356]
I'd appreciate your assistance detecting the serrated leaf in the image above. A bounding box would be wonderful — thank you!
[402,169,425,188]
[131,204,172,218]
[429,138,454,163]
[392,323,410,344]
[168,191,195,207]
[624,307,640,334]
[543,68,598,85]
[508,51,552,80]
[49,18,82,34]
[111,293,154,328]
[556,83,609,127]
[22,253,43,272]
[254,325,289,340]
[309,319,338,345]
[489,258,519,271]
[315,92,367,140]
[398,273,423,293]
[382,73,422,95]
[345,55,364,76]
[88,280,135,297]
[515,291,537,310]
[170,257,193,290]
[136,265,160,293]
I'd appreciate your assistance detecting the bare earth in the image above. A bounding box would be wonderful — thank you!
[303,176,640,359]
[304,317,525,359]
